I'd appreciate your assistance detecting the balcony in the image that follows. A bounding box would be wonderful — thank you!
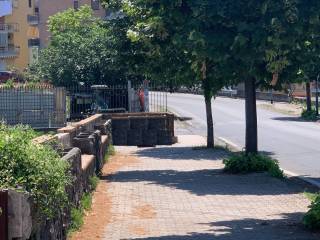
[0,23,19,32]
[0,45,19,58]
[27,15,39,26]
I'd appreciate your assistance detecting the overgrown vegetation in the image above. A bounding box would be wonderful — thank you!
[304,192,319,202]
[304,194,320,230]
[104,144,115,164]
[0,123,70,218]
[301,109,318,121]
[68,144,115,234]
[89,175,100,191]
[68,193,93,234]
[68,175,99,235]
[223,153,284,178]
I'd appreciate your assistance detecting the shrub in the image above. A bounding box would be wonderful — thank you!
[304,194,320,229]
[301,109,318,121]
[223,152,284,178]
[0,123,71,218]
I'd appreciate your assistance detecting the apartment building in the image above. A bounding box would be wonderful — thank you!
[38,0,106,48]
[0,0,39,71]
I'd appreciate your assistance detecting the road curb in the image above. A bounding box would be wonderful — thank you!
[217,137,320,190]
[170,99,320,191]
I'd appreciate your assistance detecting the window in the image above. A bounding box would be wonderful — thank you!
[73,0,79,10]
[28,0,32,8]
[91,0,100,10]
[0,33,8,48]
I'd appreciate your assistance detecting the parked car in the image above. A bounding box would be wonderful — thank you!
[0,71,14,83]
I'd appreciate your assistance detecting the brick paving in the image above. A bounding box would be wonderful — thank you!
[103,135,319,240]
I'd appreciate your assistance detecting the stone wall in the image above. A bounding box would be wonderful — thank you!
[105,113,176,147]
[4,114,112,240]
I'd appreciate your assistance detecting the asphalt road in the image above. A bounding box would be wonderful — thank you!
[167,92,320,185]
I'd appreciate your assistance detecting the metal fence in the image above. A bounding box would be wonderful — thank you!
[0,83,168,127]
[0,86,66,129]
[66,83,168,120]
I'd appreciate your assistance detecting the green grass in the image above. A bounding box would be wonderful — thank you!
[81,193,93,211]
[304,192,319,202]
[68,144,115,236]
[68,175,99,235]
[104,144,115,164]
[89,175,99,191]
[69,208,84,234]
[68,192,94,235]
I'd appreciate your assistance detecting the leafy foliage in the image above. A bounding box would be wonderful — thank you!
[0,124,70,218]
[31,6,130,86]
[105,0,234,92]
[223,153,284,178]
[304,194,320,230]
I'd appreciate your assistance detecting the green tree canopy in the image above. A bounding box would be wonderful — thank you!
[105,0,238,147]
[32,6,126,86]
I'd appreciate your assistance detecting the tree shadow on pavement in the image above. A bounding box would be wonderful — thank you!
[103,169,303,197]
[134,146,229,161]
[105,146,304,196]
[129,213,320,240]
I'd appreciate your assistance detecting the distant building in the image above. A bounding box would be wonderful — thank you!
[0,0,39,71]
[38,0,106,48]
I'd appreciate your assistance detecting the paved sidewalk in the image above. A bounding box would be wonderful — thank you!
[103,135,319,240]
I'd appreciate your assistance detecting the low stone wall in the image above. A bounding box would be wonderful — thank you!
[105,113,176,146]
[4,114,112,240]
[57,114,104,139]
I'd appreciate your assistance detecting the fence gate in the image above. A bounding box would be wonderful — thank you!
[67,83,168,120]
[0,190,8,240]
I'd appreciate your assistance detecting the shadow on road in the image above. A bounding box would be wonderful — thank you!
[272,116,316,123]
[129,213,319,240]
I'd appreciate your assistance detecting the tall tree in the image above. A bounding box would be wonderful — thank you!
[105,0,234,148]
[225,0,300,153]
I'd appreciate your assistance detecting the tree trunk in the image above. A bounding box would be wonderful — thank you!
[306,81,312,112]
[245,77,258,154]
[205,95,214,148]
[201,59,214,148]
